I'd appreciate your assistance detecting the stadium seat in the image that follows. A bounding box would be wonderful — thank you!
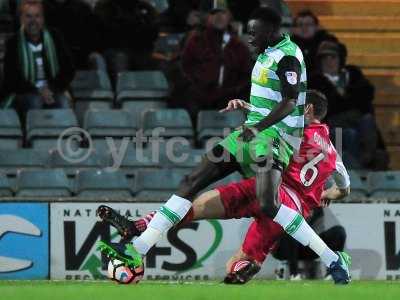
[368,171,400,200]
[16,169,71,197]
[0,149,50,176]
[122,100,167,123]
[84,110,139,152]
[0,173,13,197]
[162,144,205,170]
[71,70,113,100]
[149,0,168,12]
[134,168,189,200]
[117,146,166,175]
[346,171,369,201]
[76,169,133,199]
[116,71,169,103]
[71,70,114,124]
[50,149,109,176]
[142,109,194,141]
[26,109,79,150]
[0,109,23,149]
[197,110,246,144]
[153,33,184,57]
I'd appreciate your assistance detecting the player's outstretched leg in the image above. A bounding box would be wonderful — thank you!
[98,146,240,262]
[327,251,351,284]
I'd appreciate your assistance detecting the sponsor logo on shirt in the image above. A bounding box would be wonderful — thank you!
[285,71,298,85]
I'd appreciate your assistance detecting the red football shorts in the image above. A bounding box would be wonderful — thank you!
[216,177,307,263]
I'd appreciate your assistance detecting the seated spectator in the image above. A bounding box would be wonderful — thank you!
[43,0,100,69]
[173,8,252,122]
[2,0,75,125]
[94,0,159,80]
[309,41,389,170]
[291,10,337,72]
[273,208,347,280]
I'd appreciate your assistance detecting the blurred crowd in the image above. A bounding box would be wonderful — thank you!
[0,0,389,170]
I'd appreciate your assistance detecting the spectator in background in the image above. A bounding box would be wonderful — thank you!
[94,0,159,81]
[157,0,202,33]
[291,10,337,72]
[174,8,252,122]
[43,0,100,69]
[2,0,75,124]
[309,41,388,170]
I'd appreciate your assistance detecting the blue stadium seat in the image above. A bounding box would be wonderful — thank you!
[0,173,13,197]
[368,171,400,200]
[84,110,138,137]
[162,144,204,169]
[16,169,71,197]
[143,109,194,141]
[117,147,166,175]
[71,70,113,100]
[0,109,23,149]
[122,100,166,123]
[134,168,189,200]
[197,110,246,144]
[346,171,369,201]
[71,70,114,124]
[0,149,50,176]
[50,149,109,176]
[154,33,184,57]
[84,110,139,152]
[76,169,133,199]
[149,0,168,12]
[26,109,79,150]
[116,71,169,103]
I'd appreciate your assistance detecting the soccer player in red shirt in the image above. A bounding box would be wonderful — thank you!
[98,90,351,284]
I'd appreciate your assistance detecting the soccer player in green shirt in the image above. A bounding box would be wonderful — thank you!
[98,7,310,269]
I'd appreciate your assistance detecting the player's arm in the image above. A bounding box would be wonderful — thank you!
[252,56,302,133]
[321,155,351,205]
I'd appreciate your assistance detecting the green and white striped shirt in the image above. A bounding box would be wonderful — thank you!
[246,34,307,151]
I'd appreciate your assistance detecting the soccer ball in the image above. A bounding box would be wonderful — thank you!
[107,259,144,284]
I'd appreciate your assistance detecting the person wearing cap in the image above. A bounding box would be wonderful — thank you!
[309,40,388,170]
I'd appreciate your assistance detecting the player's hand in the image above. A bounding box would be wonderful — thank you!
[220,99,250,113]
[238,125,259,143]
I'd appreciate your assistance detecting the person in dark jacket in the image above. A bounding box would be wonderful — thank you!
[2,0,75,124]
[94,0,159,79]
[291,10,337,73]
[43,0,100,69]
[175,8,252,122]
[309,40,388,169]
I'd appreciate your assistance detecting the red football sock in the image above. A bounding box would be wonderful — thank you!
[133,211,156,233]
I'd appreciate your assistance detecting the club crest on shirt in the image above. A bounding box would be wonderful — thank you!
[285,71,298,85]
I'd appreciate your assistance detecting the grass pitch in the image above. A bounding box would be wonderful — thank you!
[1,280,398,300]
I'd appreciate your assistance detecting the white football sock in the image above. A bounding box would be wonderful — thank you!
[133,194,192,255]
[274,204,339,267]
